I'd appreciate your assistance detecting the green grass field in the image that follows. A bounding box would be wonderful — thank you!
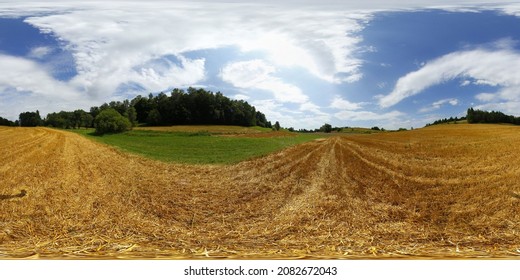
[72,128,326,164]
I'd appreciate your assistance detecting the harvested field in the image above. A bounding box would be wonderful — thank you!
[219,131,295,138]
[1,124,520,259]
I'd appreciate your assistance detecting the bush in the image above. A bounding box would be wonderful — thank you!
[94,108,132,135]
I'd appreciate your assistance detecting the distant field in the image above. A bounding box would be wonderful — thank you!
[337,127,385,134]
[134,125,272,134]
[73,127,325,164]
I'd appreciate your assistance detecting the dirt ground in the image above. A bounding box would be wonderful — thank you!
[0,125,519,259]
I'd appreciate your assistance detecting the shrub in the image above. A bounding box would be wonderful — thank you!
[94,108,132,135]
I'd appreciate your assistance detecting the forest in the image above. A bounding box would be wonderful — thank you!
[11,87,272,130]
[466,108,520,125]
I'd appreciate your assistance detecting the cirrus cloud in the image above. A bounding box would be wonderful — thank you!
[379,47,520,108]
[418,98,459,113]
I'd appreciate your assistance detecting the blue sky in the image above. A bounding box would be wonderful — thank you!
[1,1,520,129]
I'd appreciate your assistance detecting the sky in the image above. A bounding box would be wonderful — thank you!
[1,1,520,129]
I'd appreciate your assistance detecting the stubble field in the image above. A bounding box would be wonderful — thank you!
[0,124,519,259]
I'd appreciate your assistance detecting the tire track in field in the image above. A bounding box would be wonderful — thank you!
[339,137,490,187]
[0,128,63,177]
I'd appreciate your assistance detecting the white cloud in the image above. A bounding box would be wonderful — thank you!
[251,99,330,129]
[131,55,206,93]
[380,47,520,108]
[460,80,471,86]
[233,94,249,101]
[500,3,520,17]
[12,2,372,100]
[334,109,403,121]
[2,1,520,126]
[0,54,80,100]
[220,60,274,88]
[299,102,326,115]
[475,93,495,101]
[419,98,459,113]
[0,54,87,120]
[220,60,308,103]
[235,10,371,84]
[0,1,370,123]
[475,101,520,116]
[27,46,53,59]
[330,95,364,110]
[474,79,499,86]
[447,99,459,106]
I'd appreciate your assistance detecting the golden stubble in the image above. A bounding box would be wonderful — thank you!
[0,124,519,259]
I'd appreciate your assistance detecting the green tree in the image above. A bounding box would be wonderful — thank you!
[146,108,162,125]
[320,123,332,133]
[19,111,43,127]
[94,108,132,135]
[130,95,152,123]
[125,106,138,127]
[73,109,87,129]
[81,113,94,128]
[467,108,475,123]
[44,112,67,128]
[0,116,14,126]
[273,121,281,131]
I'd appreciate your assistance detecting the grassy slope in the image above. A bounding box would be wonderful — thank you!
[72,128,325,164]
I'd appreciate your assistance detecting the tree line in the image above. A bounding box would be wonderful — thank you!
[110,87,271,127]
[0,116,16,126]
[425,116,466,126]
[425,108,520,127]
[2,87,274,134]
[466,108,520,125]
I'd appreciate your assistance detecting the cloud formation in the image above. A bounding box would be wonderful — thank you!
[379,47,520,109]
[0,54,84,119]
[220,60,308,103]
[0,1,375,120]
[131,55,206,93]
[20,2,370,95]
[419,98,459,113]
[1,1,520,127]
[330,95,364,110]
[27,46,53,59]
[0,54,80,100]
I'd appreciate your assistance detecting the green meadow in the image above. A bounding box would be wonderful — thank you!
[72,128,325,164]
